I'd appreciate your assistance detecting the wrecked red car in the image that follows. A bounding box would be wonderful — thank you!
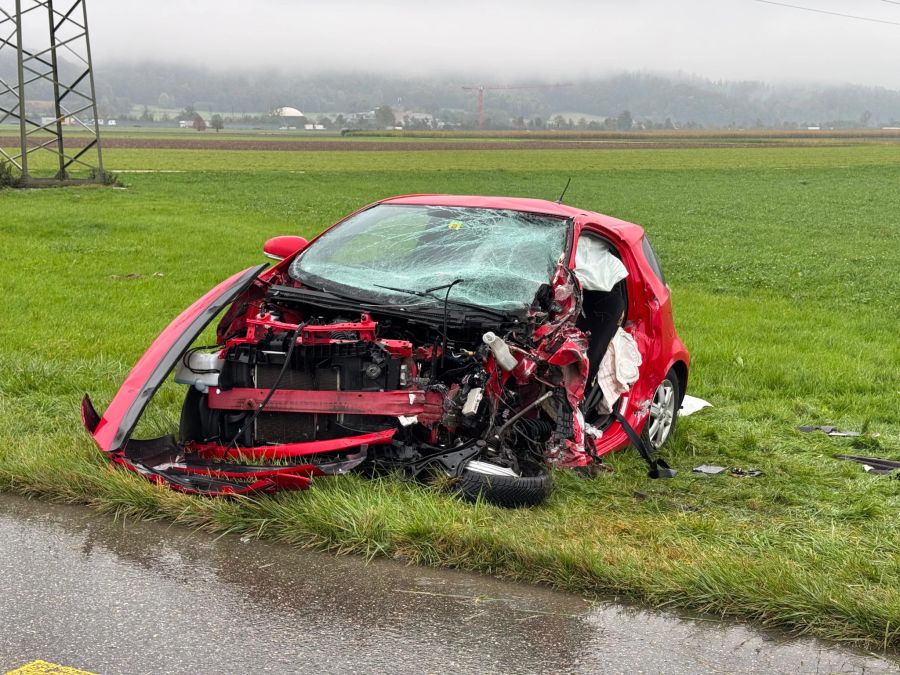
[83,195,689,506]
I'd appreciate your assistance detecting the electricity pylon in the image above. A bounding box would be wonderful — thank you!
[0,0,105,184]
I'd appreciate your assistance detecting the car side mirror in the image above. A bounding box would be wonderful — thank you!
[263,235,308,261]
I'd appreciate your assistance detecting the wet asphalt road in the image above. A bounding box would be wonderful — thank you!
[0,494,897,675]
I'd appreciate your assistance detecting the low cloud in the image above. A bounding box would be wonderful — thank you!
[89,0,900,88]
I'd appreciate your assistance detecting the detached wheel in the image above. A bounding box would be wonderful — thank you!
[642,369,680,450]
[455,461,553,508]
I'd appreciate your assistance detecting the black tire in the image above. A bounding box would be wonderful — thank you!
[455,468,553,508]
[641,368,681,450]
[178,387,205,443]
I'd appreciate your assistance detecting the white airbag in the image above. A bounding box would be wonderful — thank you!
[574,236,628,292]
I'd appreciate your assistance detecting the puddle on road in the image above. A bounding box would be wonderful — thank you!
[0,494,896,674]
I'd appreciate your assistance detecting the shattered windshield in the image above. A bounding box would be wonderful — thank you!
[289,204,570,311]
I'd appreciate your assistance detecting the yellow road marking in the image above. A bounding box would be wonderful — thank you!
[4,660,97,675]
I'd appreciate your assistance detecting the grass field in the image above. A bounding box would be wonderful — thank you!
[1,134,898,651]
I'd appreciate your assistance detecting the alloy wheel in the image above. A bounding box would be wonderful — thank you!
[647,378,677,449]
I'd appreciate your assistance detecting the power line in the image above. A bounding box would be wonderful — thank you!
[876,0,900,6]
[750,0,900,26]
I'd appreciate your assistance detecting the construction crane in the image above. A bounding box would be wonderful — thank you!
[461,83,572,126]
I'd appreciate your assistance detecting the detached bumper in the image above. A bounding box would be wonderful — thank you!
[81,264,379,497]
[87,265,267,454]
[82,394,381,496]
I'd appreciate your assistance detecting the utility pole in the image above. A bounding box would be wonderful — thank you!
[0,0,105,185]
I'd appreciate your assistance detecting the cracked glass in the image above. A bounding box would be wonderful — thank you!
[290,204,570,311]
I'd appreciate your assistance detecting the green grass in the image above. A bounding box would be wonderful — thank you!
[0,141,898,651]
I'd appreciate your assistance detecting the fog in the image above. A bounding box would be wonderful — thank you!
[88,0,900,88]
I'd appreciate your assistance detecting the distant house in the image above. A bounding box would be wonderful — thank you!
[41,114,81,127]
[350,111,376,123]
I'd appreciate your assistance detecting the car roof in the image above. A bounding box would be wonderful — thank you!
[379,194,644,239]
[381,194,583,218]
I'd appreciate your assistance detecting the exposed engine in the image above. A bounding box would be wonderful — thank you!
[175,267,596,496]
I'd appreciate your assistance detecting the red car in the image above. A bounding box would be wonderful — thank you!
[83,195,689,506]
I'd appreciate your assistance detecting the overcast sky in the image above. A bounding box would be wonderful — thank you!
[87,0,900,88]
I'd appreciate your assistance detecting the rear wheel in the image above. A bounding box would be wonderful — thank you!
[455,461,553,508]
[642,369,680,450]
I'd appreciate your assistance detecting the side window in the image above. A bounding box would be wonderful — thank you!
[642,236,666,285]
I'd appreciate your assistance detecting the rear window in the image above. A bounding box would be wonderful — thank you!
[642,236,667,285]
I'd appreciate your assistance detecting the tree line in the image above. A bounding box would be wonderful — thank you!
[4,54,900,129]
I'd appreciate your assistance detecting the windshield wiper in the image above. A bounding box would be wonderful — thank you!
[372,281,513,321]
[373,283,432,298]
[375,281,460,298]
[307,283,430,309]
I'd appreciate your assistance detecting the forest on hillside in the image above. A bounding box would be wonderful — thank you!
[3,54,900,129]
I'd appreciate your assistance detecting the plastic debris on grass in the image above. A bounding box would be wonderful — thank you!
[679,395,712,417]
[836,454,900,477]
[798,425,880,438]
[693,464,727,475]
[729,468,764,478]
